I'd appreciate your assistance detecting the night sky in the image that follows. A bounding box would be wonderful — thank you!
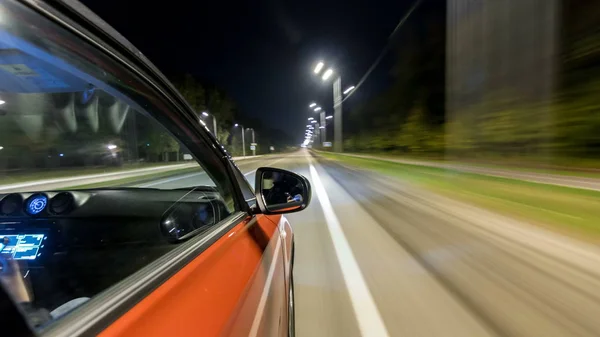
[82,0,414,141]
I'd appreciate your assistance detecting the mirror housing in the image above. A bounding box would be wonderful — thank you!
[254,167,311,215]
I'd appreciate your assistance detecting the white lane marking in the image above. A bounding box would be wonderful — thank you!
[249,234,282,337]
[137,172,205,187]
[308,157,390,337]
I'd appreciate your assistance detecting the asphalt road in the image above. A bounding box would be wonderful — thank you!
[271,150,600,337]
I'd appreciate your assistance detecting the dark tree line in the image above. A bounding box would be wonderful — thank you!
[172,74,294,156]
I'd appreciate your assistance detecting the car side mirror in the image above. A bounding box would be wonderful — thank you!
[254,167,311,214]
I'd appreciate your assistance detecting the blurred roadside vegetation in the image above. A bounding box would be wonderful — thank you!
[343,0,600,170]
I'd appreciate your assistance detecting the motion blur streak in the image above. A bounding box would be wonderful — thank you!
[262,151,600,336]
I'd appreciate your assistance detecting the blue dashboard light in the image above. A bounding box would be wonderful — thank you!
[26,195,47,215]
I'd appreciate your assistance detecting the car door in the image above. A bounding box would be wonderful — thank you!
[0,1,288,336]
[218,168,290,337]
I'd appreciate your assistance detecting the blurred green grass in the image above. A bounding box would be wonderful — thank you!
[347,152,600,178]
[320,152,600,240]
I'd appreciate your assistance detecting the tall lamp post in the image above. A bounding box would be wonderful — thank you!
[310,119,320,144]
[200,111,218,138]
[312,61,354,152]
[246,128,256,156]
[310,104,327,143]
[234,123,245,157]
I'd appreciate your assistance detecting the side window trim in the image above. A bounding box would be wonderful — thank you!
[42,212,248,337]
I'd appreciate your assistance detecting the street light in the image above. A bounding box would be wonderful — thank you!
[311,60,354,152]
[322,68,333,81]
[308,117,313,120]
[309,103,317,108]
[200,111,218,138]
[314,107,321,112]
[246,128,256,156]
[326,115,333,119]
[343,86,355,95]
[314,61,324,74]
[234,124,245,157]
[311,120,317,124]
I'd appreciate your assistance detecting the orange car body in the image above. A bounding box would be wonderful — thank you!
[100,214,294,337]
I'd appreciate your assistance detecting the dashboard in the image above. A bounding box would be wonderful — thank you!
[0,187,230,328]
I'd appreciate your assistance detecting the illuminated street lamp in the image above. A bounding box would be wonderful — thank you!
[322,68,333,81]
[312,60,355,152]
[246,127,256,156]
[314,107,321,112]
[200,111,218,138]
[313,61,324,74]
[343,86,355,95]
[309,103,317,108]
[234,124,245,157]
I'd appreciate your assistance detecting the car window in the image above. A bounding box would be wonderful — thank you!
[0,1,240,332]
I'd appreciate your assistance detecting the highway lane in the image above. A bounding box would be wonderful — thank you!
[272,150,600,337]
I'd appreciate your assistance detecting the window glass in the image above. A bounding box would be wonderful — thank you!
[0,1,237,331]
[0,90,216,191]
